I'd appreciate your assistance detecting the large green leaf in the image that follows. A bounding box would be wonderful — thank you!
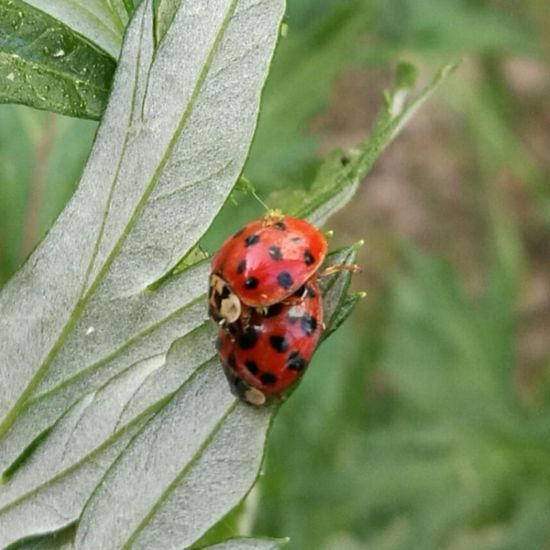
[0,248,359,547]
[0,0,285,544]
[0,1,456,545]
[22,0,129,58]
[0,0,116,119]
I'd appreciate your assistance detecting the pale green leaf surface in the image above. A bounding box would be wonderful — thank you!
[154,0,182,45]
[70,250,356,549]
[75,370,269,549]
[0,418,148,548]
[0,247,358,547]
[0,0,285,486]
[0,0,116,119]
[0,0,284,447]
[0,0,285,545]
[22,0,127,58]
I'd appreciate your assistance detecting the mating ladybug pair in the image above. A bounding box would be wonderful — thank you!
[209,212,354,406]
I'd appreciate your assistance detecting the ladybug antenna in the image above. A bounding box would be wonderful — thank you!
[236,176,270,212]
[250,188,270,212]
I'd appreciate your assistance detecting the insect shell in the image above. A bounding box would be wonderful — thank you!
[208,212,327,406]
[216,279,323,406]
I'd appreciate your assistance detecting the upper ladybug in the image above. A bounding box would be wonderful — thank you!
[210,213,327,313]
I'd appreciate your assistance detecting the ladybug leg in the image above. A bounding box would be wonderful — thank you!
[284,283,317,307]
[320,264,361,277]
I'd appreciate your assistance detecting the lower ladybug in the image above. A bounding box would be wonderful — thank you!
[216,279,323,406]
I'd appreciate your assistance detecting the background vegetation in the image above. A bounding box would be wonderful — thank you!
[1,0,549,548]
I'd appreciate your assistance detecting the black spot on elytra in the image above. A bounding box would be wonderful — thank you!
[227,352,237,369]
[304,249,315,266]
[261,372,278,386]
[301,314,317,336]
[233,228,244,238]
[287,311,299,324]
[264,302,284,318]
[291,236,302,243]
[286,351,306,372]
[277,271,294,289]
[274,221,287,231]
[239,327,258,349]
[236,260,246,274]
[245,360,259,375]
[270,335,289,353]
[269,245,283,261]
[245,234,260,247]
[244,276,259,290]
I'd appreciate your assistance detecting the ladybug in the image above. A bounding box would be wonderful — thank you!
[209,212,327,325]
[216,278,323,406]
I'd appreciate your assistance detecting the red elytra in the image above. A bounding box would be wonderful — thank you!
[216,277,323,405]
[210,213,327,308]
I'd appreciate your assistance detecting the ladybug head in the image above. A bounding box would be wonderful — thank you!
[209,273,242,324]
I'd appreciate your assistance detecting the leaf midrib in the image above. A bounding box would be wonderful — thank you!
[120,400,239,549]
[27,299,208,410]
[0,51,112,93]
[0,356,219,515]
[0,0,239,441]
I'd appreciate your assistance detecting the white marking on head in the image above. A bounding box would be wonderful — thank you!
[220,293,241,323]
[245,387,266,406]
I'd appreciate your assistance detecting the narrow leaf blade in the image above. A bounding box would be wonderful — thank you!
[0,255,352,546]
[0,2,285,544]
[200,538,288,550]
[292,62,460,225]
[0,0,284,445]
[75,365,270,549]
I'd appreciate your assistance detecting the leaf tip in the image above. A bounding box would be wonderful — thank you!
[395,61,418,91]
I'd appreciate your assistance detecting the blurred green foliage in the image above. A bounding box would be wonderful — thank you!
[1,0,549,548]
[0,108,94,282]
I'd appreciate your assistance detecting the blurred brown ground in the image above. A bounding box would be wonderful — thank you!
[313,56,550,403]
